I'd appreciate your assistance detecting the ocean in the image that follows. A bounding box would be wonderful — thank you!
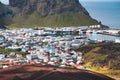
[80,1,120,29]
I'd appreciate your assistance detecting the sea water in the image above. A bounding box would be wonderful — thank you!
[80,1,120,29]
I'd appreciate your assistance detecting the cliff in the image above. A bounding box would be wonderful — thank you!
[8,0,98,27]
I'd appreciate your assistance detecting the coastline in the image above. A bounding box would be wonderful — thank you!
[80,1,120,29]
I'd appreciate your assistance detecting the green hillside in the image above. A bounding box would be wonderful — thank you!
[9,12,98,28]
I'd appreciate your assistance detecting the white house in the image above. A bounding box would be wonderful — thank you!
[115,39,120,43]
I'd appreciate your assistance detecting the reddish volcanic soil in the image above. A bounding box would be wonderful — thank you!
[0,64,114,80]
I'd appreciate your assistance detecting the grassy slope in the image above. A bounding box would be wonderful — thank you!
[79,43,120,80]
[8,12,98,28]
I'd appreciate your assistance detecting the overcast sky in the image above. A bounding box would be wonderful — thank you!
[0,0,120,4]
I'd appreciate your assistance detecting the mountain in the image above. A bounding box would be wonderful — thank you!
[0,2,13,29]
[8,0,98,27]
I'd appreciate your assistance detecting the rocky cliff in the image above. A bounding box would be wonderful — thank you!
[9,0,89,16]
[8,0,98,27]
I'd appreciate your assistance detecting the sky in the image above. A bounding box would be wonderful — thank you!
[0,0,9,5]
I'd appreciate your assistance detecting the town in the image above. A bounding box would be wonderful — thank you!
[0,25,120,69]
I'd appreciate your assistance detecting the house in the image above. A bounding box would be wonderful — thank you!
[0,52,5,60]
[115,39,120,43]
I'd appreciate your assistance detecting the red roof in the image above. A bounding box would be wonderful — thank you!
[0,62,14,65]
[74,64,80,67]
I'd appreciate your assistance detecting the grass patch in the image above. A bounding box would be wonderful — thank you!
[0,47,12,54]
